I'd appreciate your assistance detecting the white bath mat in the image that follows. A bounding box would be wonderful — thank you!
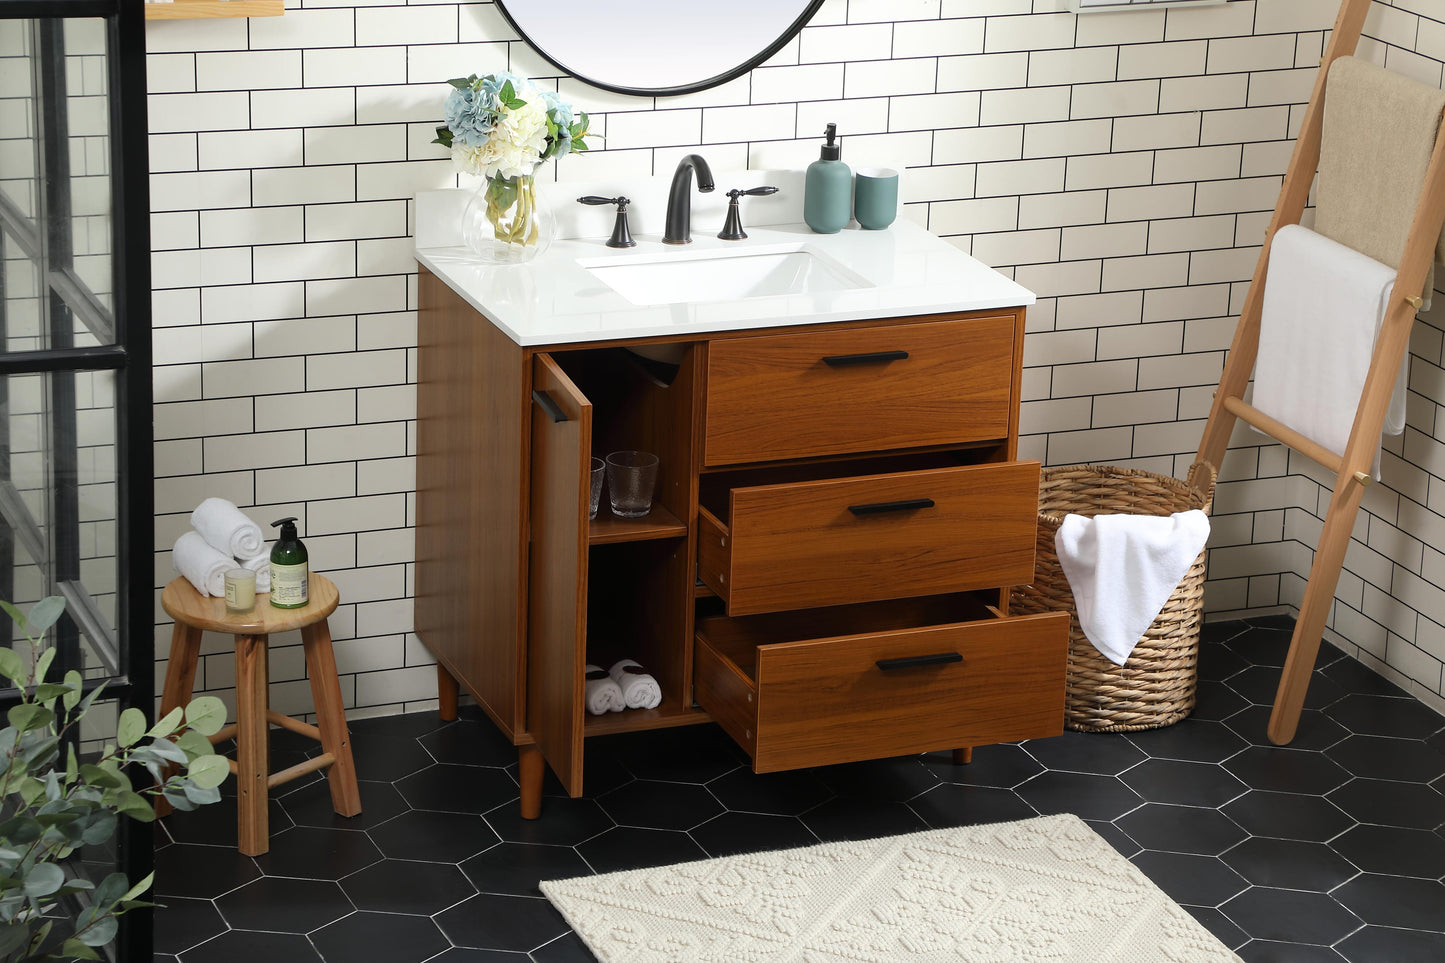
[541,812,1242,962]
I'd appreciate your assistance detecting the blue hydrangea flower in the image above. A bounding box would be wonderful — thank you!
[476,71,529,108]
[443,84,496,148]
[542,90,574,157]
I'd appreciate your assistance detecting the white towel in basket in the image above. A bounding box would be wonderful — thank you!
[1055,510,1210,666]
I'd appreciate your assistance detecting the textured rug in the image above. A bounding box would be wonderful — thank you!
[541,813,1243,962]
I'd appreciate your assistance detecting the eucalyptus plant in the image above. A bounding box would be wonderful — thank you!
[0,597,229,962]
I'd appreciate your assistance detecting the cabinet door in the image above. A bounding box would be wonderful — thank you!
[527,354,592,797]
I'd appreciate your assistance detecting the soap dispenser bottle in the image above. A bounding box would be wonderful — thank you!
[804,123,851,234]
[269,517,309,609]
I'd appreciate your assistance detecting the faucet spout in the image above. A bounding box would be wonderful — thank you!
[663,154,714,244]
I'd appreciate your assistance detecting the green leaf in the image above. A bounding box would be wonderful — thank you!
[32,683,68,704]
[62,670,82,712]
[0,921,29,957]
[78,915,118,947]
[186,754,231,791]
[93,872,128,909]
[119,871,154,905]
[145,738,188,766]
[113,791,154,822]
[432,126,453,149]
[446,75,474,89]
[23,862,62,898]
[184,696,227,737]
[0,601,23,631]
[34,646,54,686]
[0,649,24,687]
[80,810,116,847]
[60,937,103,960]
[76,679,106,717]
[116,707,146,748]
[148,707,184,741]
[27,596,65,634]
[499,79,514,103]
[173,729,213,762]
[7,703,51,734]
[0,816,42,845]
[79,763,123,790]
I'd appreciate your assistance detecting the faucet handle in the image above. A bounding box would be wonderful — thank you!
[577,195,636,248]
[718,186,780,241]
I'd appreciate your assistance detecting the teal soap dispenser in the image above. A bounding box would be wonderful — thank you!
[804,123,851,234]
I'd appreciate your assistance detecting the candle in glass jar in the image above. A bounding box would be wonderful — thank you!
[225,568,256,612]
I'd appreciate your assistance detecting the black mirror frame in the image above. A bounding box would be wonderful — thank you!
[493,0,827,98]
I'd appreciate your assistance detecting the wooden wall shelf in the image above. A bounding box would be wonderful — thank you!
[144,1,284,20]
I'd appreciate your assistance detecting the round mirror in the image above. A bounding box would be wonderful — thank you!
[495,0,826,97]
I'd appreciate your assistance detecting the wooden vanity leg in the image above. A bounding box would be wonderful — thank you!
[952,748,973,765]
[437,663,459,722]
[518,745,545,819]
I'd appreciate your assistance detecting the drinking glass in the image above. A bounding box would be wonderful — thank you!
[605,450,659,518]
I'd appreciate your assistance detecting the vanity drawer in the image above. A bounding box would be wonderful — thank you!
[703,316,1015,466]
[693,598,1068,773]
[697,460,1040,616]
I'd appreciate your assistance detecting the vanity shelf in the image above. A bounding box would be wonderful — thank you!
[144,1,284,19]
[588,506,686,545]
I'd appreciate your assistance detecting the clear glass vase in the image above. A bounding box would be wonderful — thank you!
[460,171,554,264]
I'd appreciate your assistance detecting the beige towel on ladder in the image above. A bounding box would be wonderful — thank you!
[1314,56,1445,301]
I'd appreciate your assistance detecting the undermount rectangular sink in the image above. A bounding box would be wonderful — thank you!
[580,246,871,307]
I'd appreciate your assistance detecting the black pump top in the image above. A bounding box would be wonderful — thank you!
[271,517,299,540]
[819,123,841,161]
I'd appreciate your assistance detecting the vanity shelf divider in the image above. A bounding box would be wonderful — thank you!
[144,1,284,20]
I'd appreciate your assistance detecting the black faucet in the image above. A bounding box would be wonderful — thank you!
[662,154,714,244]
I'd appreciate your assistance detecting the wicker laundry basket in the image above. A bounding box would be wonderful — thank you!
[1012,461,1217,733]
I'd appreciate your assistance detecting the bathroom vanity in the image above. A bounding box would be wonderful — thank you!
[413,183,1070,817]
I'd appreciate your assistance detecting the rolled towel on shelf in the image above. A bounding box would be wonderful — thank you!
[608,659,662,710]
[190,497,264,559]
[585,665,625,715]
[238,552,270,594]
[173,530,232,598]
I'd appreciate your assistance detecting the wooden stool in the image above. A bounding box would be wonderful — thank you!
[159,573,361,855]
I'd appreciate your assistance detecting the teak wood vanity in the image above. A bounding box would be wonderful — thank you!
[414,192,1070,818]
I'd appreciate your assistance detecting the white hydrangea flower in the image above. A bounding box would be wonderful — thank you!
[451,90,549,180]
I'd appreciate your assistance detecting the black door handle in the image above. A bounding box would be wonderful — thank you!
[531,390,568,423]
[821,350,909,367]
[876,652,962,671]
[847,498,935,516]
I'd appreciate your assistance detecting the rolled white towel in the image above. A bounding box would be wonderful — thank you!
[238,552,270,594]
[608,659,661,710]
[190,498,264,559]
[585,664,624,715]
[173,530,231,598]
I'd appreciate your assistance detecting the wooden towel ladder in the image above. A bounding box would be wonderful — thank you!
[1196,0,1445,744]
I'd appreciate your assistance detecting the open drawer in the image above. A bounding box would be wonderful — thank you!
[697,460,1040,616]
[694,595,1069,773]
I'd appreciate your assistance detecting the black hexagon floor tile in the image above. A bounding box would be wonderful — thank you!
[1218,886,1363,945]
[311,911,450,963]
[1016,770,1144,821]
[1223,790,1356,842]
[1021,729,1148,775]
[689,810,821,857]
[908,783,1038,828]
[595,778,724,830]
[1326,734,1445,783]
[153,618,1445,960]
[1124,718,1247,763]
[1129,850,1248,906]
[369,809,501,862]
[435,894,572,953]
[1331,824,1445,879]
[1328,778,1445,830]
[1225,746,1351,795]
[252,825,382,881]
[461,842,593,897]
[1116,802,1248,855]
[214,876,353,934]
[343,858,476,914]
[395,764,519,814]
[178,929,322,963]
[1219,836,1358,891]
[920,743,1045,788]
[705,765,834,815]
[1120,758,1248,808]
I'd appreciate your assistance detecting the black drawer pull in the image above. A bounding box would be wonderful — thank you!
[848,498,935,516]
[531,390,568,423]
[876,652,962,671]
[822,349,909,367]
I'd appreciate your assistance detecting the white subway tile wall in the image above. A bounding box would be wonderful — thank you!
[144,0,1445,719]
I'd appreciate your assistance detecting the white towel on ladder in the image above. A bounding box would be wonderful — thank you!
[1254,224,1406,480]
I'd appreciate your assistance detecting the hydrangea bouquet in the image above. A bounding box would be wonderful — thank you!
[433,72,593,260]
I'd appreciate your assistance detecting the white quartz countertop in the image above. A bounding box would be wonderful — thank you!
[414,186,1035,348]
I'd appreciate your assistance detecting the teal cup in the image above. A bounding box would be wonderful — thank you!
[854,167,899,230]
